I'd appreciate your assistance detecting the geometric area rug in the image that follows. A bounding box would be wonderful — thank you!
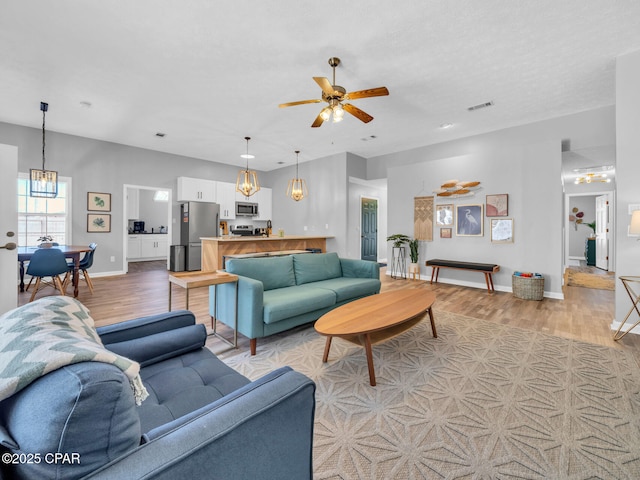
[218,311,640,479]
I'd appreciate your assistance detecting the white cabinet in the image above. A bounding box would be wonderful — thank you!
[126,188,139,219]
[216,181,237,219]
[128,234,168,261]
[177,177,217,203]
[127,235,142,260]
[255,187,272,221]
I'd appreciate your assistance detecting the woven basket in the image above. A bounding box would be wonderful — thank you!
[512,275,544,300]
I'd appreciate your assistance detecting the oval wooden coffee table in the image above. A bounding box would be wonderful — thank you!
[315,289,437,386]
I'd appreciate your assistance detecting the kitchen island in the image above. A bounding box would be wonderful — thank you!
[201,235,333,271]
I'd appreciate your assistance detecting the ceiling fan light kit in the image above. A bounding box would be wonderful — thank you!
[279,57,389,127]
[235,136,260,197]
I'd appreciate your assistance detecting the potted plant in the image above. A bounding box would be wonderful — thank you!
[408,239,420,278]
[386,234,410,279]
[386,233,410,248]
[586,221,596,238]
[37,235,55,248]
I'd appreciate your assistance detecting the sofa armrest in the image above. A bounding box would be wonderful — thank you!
[103,324,207,367]
[97,310,196,344]
[340,257,380,279]
[85,367,316,480]
[209,275,265,340]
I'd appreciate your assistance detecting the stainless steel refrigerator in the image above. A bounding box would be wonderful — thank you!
[180,202,220,271]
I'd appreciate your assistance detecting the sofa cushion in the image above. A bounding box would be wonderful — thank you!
[293,252,342,285]
[263,285,336,324]
[311,277,381,302]
[137,348,250,433]
[226,256,296,291]
[0,362,141,480]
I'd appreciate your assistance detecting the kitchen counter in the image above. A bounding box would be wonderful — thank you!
[201,235,333,271]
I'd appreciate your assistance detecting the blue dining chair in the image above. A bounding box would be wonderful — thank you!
[25,248,70,302]
[65,243,97,294]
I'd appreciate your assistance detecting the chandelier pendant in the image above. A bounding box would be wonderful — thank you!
[30,102,58,198]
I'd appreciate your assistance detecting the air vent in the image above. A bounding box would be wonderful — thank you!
[155,132,166,138]
[467,101,494,111]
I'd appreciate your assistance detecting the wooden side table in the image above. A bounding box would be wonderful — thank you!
[613,276,640,341]
[168,271,239,351]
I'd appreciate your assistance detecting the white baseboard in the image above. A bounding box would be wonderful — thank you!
[385,270,564,300]
[610,319,640,336]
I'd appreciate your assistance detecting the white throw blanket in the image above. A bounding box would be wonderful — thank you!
[0,296,148,405]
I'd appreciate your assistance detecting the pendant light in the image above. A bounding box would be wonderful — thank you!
[30,102,58,198]
[286,150,308,201]
[235,136,260,197]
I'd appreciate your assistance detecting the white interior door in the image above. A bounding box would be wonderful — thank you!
[0,144,18,313]
[595,194,609,270]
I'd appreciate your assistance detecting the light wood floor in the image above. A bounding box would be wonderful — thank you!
[17,261,640,362]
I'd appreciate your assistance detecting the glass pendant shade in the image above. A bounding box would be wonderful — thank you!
[287,150,308,201]
[30,102,58,198]
[30,168,58,198]
[235,136,260,197]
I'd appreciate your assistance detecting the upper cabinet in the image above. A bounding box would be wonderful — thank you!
[255,187,272,221]
[177,177,217,203]
[216,181,237,219]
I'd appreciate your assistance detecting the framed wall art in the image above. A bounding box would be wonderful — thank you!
[456,204,484,236]
[87,213,111,233]
[486,194,508,217]
[490,218,514,243]
[87,192,111,212]
[440,227,452,238]
[436,204,454,226]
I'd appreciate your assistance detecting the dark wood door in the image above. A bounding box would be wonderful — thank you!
[361,198,377,262]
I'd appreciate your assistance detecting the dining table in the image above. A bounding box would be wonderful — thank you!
[17,245,93,298]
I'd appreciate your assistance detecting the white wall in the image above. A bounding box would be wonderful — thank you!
[264,152,347,255]
[0,121,243,274]
[615,49,640,327]
[369,107,617,297]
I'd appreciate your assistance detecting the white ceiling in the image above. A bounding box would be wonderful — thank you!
[1,1,640,172]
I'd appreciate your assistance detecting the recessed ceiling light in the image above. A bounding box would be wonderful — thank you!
[439,123,453,129]
[240,154,255,159]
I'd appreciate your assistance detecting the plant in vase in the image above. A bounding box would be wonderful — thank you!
[586,221,596,238]
[408,239,420,277]
[386,234,410,279]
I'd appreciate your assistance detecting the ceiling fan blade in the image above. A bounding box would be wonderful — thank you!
[345,86,389,100]
[279,99,323,108]
[313,77,335,96]
[343,103,374,123]
[311,112,325,128]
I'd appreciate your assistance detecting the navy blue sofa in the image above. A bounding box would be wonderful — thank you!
[0,300,316,480]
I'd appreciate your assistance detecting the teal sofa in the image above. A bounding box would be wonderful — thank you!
[210,252,381,355]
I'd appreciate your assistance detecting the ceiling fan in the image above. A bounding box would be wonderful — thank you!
[279,57,389,128]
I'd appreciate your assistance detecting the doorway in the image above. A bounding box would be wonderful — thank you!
[564,192,614,271]
[361,197,378,262]
[122,184,172,274]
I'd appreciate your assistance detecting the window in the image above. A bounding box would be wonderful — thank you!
[17,174,72,246]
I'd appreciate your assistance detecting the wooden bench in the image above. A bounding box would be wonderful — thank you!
[425,259,500,293]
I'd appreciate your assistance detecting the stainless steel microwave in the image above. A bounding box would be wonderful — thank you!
[236,201,258,217]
